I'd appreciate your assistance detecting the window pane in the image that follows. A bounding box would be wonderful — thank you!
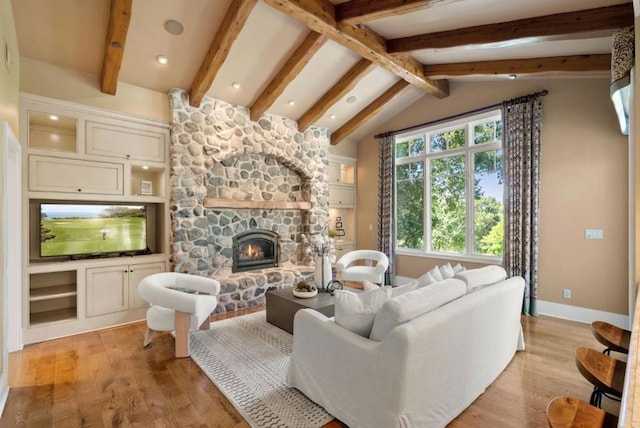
[430,128,465,152]
[396,162,424,250]
[474,120,504,145]
[430,155,465,253]
[396,137,425,158]
[473,150,503,256]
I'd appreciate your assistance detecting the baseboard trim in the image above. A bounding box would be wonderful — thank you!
[0,371,9,418]
[537,300,629,329]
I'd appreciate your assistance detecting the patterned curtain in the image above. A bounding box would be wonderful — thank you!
[376,132,395,285]
[502,92,544,315]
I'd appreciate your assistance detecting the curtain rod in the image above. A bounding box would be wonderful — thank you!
[375,89,548,138]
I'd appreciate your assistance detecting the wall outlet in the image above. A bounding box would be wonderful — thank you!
[563,289,572,299]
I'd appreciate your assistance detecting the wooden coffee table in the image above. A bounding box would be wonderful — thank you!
[266,287,359,334]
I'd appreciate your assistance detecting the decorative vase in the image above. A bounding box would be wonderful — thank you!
[314,256,332,291]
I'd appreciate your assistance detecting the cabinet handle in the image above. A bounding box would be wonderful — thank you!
[126,154,130,159]
[77,188,82,192]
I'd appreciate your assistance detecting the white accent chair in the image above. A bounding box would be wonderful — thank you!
[336,250,389,285]
[137,272,220,358]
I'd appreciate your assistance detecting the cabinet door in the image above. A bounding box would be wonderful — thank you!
[327,162,341,183]
[329,185,355,207]
[86,266,128,316]
[128,262,165,309]
[86,121,167,163]
[29,155,123,195]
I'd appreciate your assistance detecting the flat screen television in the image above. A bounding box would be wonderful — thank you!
[39,203,148,258]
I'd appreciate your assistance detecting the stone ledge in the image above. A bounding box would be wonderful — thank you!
[212,265,314,314]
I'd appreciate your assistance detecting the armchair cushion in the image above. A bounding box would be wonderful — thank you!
[334,287,392,337]
[369,278,466,341]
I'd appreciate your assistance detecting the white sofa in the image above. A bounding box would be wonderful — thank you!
[287,267,525,428]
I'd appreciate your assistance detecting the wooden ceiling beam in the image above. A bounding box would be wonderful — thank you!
[331,80,410,145]
[335,0,446,24]
[262,0,449,98]
[250,31,327,122]
[423,54,612,78]
[297,58,376,131]
[189,0,258,107]
[100,0,132,95]
[388,3,634,52]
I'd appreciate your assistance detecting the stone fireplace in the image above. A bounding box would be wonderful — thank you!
[168,89,330,313]
[232,229,279,273]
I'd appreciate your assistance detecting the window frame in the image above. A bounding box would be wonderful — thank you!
[394,109,503,263]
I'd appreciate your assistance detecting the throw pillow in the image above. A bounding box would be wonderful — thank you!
[362,280,379,291]
[439,263,455,279]
[453,263,466,274]
[334,287,392,337]
[417,271,437,288]
[427,265,443,282]
[455,265,507,293]
[390,279,419,298]
[369,278,466,341]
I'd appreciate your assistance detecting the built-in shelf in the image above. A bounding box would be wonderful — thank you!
[30,307,77,325]
[203,198,311,210]
[29,283,77,302]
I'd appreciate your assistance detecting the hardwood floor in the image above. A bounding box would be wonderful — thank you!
[1,310,621,427]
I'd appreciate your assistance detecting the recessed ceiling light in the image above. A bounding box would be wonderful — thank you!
[231,81,241,89]
[164,19,184,35]
[49,115,59,121]
[156,55,168,65]
[346,96,358,104]
[142,165,149,170]
[288,100,295,106]
[330,114,336,119]
[507,74,517,80]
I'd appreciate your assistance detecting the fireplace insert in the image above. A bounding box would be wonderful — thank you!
[232,229,279,272]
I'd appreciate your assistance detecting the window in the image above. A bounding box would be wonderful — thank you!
[395,110,503,260]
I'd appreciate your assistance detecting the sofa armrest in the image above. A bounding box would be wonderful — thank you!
[288,309,409,424]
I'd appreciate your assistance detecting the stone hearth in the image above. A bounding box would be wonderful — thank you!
[168,89,330,313]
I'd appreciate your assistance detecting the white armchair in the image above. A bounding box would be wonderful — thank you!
[336,250,389,285]
[137,272,220,358]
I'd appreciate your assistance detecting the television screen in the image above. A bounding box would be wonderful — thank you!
[40,203,147,258]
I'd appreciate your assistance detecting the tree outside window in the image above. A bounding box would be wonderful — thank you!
[395,111,503,260]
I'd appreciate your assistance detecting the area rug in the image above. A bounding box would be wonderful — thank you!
[189,311,334,428]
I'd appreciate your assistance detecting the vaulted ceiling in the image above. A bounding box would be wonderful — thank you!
[11,0,633,144]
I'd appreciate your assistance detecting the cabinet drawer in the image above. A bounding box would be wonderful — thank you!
[29,155,123,195]
[86,121,167,163]
[329,185,355,207]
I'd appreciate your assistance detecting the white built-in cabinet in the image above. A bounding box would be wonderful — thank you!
[328,155,356,258]
[86,262,164,317]
[20,93,170,345]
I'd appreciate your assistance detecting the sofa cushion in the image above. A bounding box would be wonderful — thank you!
[417,271,436,288]
[454,265,507,293]
[334,287,392,337]
[369,278,466,341]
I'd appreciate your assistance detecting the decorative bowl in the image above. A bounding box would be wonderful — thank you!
[293,288,318,298]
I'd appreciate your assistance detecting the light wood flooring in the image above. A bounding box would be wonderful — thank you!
[1,309,622,427]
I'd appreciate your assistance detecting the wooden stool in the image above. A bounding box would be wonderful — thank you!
[546,396,618,428]
[591,321,630,355]
[575,347,625,408]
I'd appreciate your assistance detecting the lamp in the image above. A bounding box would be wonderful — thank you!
[610,26,634,136]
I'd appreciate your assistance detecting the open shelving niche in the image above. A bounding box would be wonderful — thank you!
[328,155,357,260]
[20,93,171,344]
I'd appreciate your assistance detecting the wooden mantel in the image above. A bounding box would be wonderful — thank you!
[203,198,312,210]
